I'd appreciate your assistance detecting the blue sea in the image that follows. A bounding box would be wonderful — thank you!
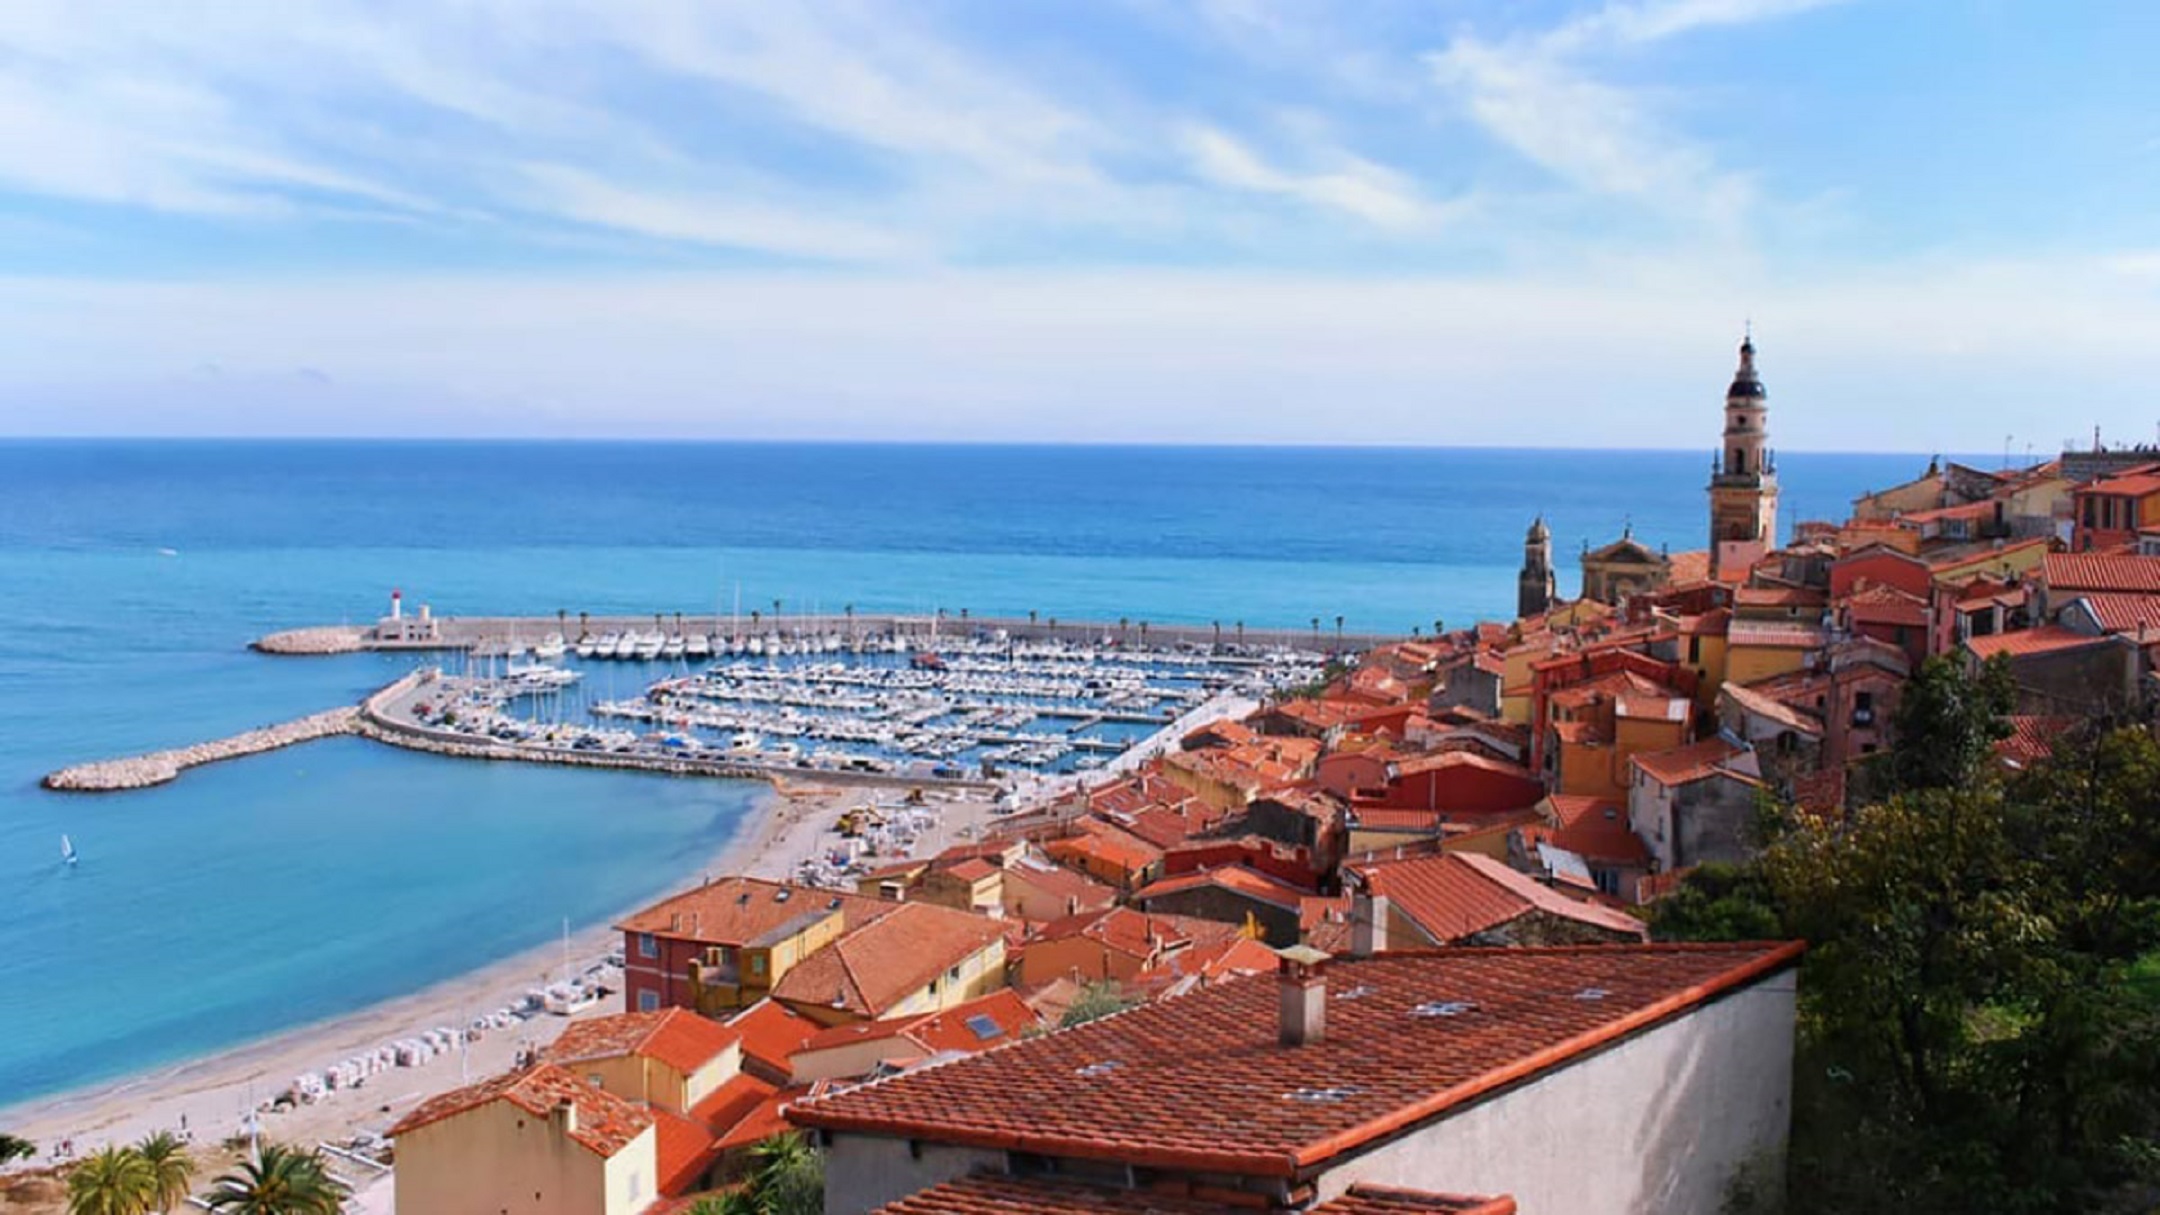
[0,440,1952,1108]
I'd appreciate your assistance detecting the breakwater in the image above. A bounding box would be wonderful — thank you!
[43,707,362,792]
[254,611,1404,656]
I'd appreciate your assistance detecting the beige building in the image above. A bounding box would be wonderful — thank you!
[389,1064,674,1215]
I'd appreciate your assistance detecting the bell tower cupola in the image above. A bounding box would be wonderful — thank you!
[1707,329,1780,574]
[1517,514,1556,620]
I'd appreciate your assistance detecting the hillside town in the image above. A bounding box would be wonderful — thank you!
[321,339,2160,1211]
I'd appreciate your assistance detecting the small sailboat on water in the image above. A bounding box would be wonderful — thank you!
[61,834,78,867]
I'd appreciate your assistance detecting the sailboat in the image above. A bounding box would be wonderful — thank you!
[61,834,77,866]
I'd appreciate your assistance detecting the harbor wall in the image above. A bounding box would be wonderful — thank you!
[254,612,1405,656]
[43,706,362,792]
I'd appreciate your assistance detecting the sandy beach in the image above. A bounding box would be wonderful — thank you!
[0,775,1002,1210]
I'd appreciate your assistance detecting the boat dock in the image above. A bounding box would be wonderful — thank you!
[43,707,362,792]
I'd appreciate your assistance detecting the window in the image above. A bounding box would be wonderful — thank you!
[638,990,660,1012]
[1688,636,1702,664]
[627,1171,641,1202]
[637,932,658,959]
[751,954,765,975]
[948,964,962,981]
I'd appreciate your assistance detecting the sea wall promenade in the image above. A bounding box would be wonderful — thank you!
[255,611,1404,656]
[43,706,361,791]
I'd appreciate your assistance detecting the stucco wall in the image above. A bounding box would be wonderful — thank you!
[821,1134,1006,1214]
[1316,972,1798,1215]
[395,1099,649,1215]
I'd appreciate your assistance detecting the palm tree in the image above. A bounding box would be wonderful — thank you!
[0,1133,35,1165]
[744,1134,822,1215]
[204,1143,345,1215]
[578,609,590,639]
[135,1133,193,1214]
[67,1145,154,1215]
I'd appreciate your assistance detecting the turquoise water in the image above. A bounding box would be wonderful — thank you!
[0,440,1951,1106]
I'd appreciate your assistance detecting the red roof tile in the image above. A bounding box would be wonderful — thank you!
[724,999,822,1081]
[1629,738,1754,787]
[2045,553,2160,593]
[1133,864,1312,913]
[1726,620,1826,649]
[388,1063,651,1157]
[618,877,894,946]
[772,902,1007,1019]
[546,1008,740,1076]
[2066,592,2160,635]
[1996,715,2080,769]
[873,1175,1515,1214]
[797,989,1040,1060]
[651,1107,724,1196]
[1543,796,1652,868]
[1964,625,2113,660]
[790,942,1801,1176]
[1353,851,1645,943]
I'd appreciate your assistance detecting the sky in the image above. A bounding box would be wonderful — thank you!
[0,0,2155,450]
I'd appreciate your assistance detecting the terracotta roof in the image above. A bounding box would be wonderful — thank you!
[652,1106,725,1196]
[1718,682,1823,737]
[1842,581,1930,627]
[2068,592,2160,635]
[1030,905,1242,960]
[388,1063,652,1157]
[1133,864,1312,913]
[2045,553,2160,593]
[707,1080,804,1153]
[2082,466,2160,498]
[871,1175,1516,1215]
[1964,625,2113,660]
[724,999,822,1081]
[1000,855,1116,908]
[771,902,1007,1019]
[1675,606,1731,636]
[1130,936,1285,998]
[791,942,1802,1176]
[618,877,894,946]
[1543,796,1652,868]
[546,1008,738,1077]
[1726,620,1825,649]
[1391,751,1536,780]
[1734,585,1826,609]
[942,858,1000,884]
[1353,851,1645,943]
[1666,549,1712,586]
[1046,827,1162,876]
[1996,715,2080,769]
[1629,738,1753,788]
[796,989,1041,1061]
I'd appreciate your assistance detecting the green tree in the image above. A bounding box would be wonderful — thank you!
[134,1132,194,1214]
[1884,652,2016,792]
[743,1133,822,1215]
[204,1143,346,1215]
[0,1133,35,1164]
[67,1145,154,1215]
[1059,980,1135,1028]
[1647,862,1782,942]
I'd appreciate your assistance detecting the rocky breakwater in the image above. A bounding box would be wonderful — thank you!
[43,707,363,792]
[252,626,368,655]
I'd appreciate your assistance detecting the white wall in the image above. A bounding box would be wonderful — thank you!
[1316,973,1797,1215]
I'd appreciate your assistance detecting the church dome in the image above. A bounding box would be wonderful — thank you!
[1727,334,1766,400]
[1527,515,1550,541]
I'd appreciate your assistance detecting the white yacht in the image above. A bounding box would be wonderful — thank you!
[575,636,597,660]
[685,634,712,660]
[663,635,686,659]
[535,633,567,661]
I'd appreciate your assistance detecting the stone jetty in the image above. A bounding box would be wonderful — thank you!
[252,626,368,655]
[43,707,362,792]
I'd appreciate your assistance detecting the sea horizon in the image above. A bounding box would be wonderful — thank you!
[0,439,1974,1107]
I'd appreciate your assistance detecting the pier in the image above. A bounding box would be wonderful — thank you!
[43,707,361,792]
[252,609,1406,658]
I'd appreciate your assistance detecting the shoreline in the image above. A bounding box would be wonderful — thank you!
[0,774,842,1159]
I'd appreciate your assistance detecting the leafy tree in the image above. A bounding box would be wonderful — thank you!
[204,1143,346,1215]
[1884,652,2016,792]
[0,1133,35,1164]
[743,1133,822,1215]
[67,1145,154,1215]
[1648,862,1782,943]
[1059,980,1135,1028]
[134,1132,194,1214]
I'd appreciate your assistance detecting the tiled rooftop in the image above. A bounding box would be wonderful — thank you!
[1352,851,1645,943]
[771,901,1007,1018]
[1630,737,1753,787]
[1134,864,1312,913]
[871,1175,1516,1214]
[545,1007,739,1075]
[791,942,1800,1176]
[725,999,822,1080]
[2044,553,2160,593]
[618,876,894,946]
[1964,625,2113,660]
[388,1063,652,1157]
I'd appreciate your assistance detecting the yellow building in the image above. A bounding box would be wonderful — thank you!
[390,1064,672,1215]
[544,1007,744,1118]
[1724,620,1823,686]
[617,878,897,1017]
[771,901,1009,1028]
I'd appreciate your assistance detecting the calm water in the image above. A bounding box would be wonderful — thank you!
[0,440,1949,1106]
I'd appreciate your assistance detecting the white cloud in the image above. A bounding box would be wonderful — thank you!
[1179,125,1446,229]
[517,164,925,261]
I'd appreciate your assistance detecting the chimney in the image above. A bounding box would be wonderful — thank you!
[1350,890,1389,959]
[550,1097,578,1137]
[1275,945,1330,1047]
